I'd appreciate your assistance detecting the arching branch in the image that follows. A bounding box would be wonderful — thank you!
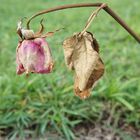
[26,3,140,43]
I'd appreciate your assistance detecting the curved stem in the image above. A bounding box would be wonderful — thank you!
[79,3,107,37]
[26,3,140,43]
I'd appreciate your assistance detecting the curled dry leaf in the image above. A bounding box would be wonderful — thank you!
[63,31,104,99]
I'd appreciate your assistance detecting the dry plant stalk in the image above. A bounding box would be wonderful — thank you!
[79,3,107,37]
[63,32,104,99]
[26,3,140,43]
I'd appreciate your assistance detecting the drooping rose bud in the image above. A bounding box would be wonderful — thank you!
[16,38,54,75]
[16,19,56,76]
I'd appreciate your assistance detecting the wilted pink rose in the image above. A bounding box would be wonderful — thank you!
[16,38,54,75]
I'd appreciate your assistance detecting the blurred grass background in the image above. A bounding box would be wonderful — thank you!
[0,0,140,139]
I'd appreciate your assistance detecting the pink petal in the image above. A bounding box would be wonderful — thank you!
[16,38,53,75]
[16,42,25,74]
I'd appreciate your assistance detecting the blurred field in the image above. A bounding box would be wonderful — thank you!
[0,0,140,140]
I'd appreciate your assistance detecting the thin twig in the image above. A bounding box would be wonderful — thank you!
[79,3,107,37]
[26,3,140,43]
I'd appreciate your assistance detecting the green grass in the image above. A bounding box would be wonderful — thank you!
[0,0,140,139]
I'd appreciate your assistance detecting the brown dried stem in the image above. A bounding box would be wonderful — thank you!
[79,3,107,37]
[26,3,140,43]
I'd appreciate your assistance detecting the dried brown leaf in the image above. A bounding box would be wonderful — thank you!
[63,31,104,99]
